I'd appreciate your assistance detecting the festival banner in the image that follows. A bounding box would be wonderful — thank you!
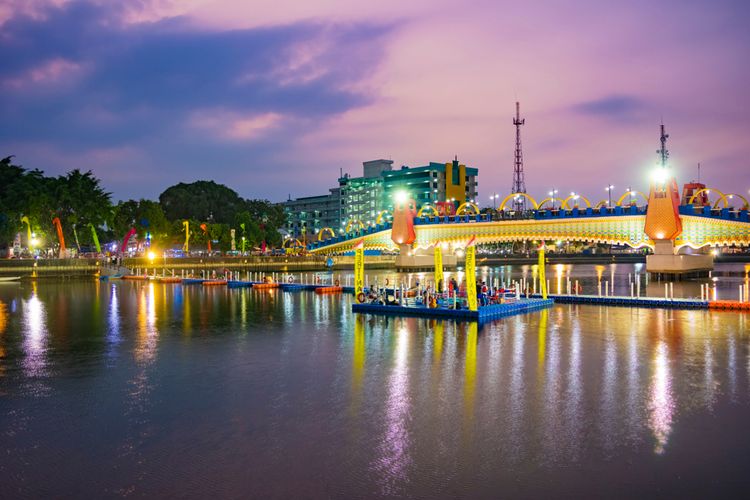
[433,241,444,292]
[354,238,365,301]
[465,236,478,311]
[538,244,547,299]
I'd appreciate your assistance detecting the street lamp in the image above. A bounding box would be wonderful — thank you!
[549,188,558,209]
[489,193,499,209]
[605,184,614,207]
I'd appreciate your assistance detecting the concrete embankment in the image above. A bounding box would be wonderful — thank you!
[0,255,397,278]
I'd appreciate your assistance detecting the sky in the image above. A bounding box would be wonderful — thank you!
[1,0,749,204]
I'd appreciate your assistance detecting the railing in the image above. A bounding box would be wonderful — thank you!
[678,205,750,222]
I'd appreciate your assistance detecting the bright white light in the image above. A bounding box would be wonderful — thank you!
[147,251,155,261]
[394,190,409,204]
[652,168,668,184]
[711,249,719,256]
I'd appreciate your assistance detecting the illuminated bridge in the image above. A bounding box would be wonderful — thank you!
[307,184,750,274]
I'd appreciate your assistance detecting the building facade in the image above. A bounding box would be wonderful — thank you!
[382,158,479,210]
[284,157,479,240]
[284,187,342,242]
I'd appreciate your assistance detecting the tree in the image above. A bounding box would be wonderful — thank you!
[159,181,247,223]
[113,199,170,247]
[51,169,112,248]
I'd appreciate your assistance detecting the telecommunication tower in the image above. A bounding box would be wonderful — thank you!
[657,122,669,168]
[511,101,527,211]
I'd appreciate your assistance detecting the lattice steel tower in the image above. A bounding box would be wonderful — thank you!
[511,101,527,211]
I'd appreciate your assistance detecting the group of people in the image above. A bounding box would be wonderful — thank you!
[360,276,520,310]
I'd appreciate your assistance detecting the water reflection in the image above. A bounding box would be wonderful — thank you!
[2,280,750,497]
[22,283,47,378]
[375,324,411,495]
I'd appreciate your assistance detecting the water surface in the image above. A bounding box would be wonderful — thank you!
[1,273,750,498]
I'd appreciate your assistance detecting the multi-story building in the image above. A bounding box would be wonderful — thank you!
[284,187,342,242]
[284,157,479,240]
[382,158,478,210]
[339,159,393,230]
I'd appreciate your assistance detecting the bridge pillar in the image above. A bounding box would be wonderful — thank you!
[646,239,713,278]
[644,174,713,278]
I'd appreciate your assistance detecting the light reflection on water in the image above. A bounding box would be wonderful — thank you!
[0,279,750,497]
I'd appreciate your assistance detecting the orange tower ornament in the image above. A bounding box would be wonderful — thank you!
[644,176,682,242]
[391,195,417,246]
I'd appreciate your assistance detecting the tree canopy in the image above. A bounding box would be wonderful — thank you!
[1,156,286,253]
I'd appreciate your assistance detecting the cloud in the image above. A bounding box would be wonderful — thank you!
[572,95,649,123]
[0,0,393,194]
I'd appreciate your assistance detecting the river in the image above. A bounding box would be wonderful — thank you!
[1,263,749,498]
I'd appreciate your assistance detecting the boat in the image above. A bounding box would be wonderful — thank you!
[0,276,21,282]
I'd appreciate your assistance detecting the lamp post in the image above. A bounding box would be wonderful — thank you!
[489,193,499,209]
[549,188,558,209]
[606,184,614,207]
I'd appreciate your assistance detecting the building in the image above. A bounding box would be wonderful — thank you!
[339,159,393,230]
[382,158,478,211]
[284,157,479,240]
[284,187,342,242]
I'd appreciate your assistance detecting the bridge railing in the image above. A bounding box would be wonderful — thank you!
[678,205,750,222]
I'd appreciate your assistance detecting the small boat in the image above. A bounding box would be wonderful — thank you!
[0,276,21,282]
[122,275,148,281]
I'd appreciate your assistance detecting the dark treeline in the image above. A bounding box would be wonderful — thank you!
[0,156,284,254]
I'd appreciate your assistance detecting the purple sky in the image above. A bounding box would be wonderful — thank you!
[2,0,749,204]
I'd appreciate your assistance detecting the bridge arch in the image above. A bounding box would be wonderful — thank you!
[375,210,391,225]
[417,205,439,217]
[616,190,648,206]
[283,238,303,248]
[317,227,336,241]
[456,202,480,215]
[537,197,566,210]
[345,219,365,233]
[688,187,726,207]
[562,194,591,209]
[714,193,749,210]
[499,193,539,211]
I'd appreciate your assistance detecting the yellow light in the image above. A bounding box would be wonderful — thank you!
[30,238,38,246]
[711,249,719,256]
[147,251,155,261]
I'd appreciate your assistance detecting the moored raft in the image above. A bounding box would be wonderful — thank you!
[122,275,148,281]
[533,293,708,309]
[253,282,280,289]
[708,300,750,311]
[315,286,344,294]
[202,279,228,286]
[352,298,554,322]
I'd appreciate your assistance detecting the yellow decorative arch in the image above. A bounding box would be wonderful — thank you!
[345,219,365,233]
[499,193,539,211]
[688,187,726,207]
[616,190,648,206]
[283,238,303,248]
[594,200,609,209]
[317,227,336,241]
[537,197,566,210]
[714,193,749,210]
[417,205,439,217]
[456,202,480,215]
[375,210,391,224]
[562,194,591,209]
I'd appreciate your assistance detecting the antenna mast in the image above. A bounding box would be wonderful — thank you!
[511,101,527,211]
[657,122,669,168]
